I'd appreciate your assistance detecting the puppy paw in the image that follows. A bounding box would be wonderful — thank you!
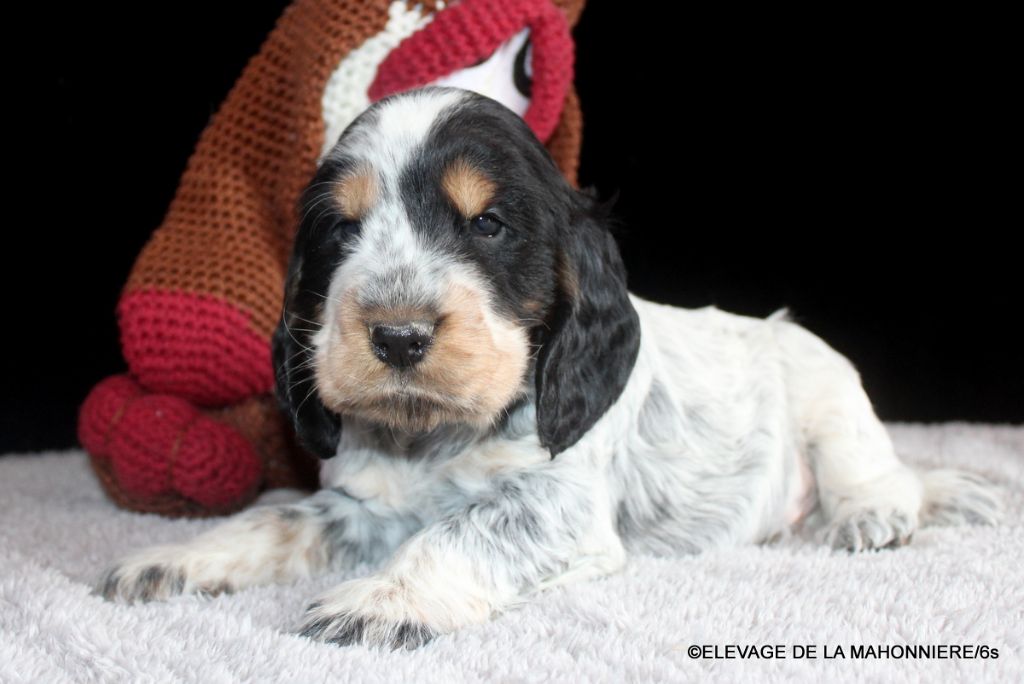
[95,546,232,603]
[298,576,440,650]
[825,509,917,552]
[96,551,188,603]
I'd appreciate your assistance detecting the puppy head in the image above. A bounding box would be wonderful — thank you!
[274,88,639,458]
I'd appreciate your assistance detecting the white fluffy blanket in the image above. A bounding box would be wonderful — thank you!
[1,424,1021,683]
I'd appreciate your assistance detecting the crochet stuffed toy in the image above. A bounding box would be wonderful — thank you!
[78,0,586,517]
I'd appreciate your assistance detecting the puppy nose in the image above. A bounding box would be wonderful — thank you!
[370,324,434,368]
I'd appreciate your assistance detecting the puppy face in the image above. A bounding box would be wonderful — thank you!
[274,88,640,457]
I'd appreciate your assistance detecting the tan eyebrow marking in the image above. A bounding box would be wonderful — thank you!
[335,168,378,220]
[442,159,496,218]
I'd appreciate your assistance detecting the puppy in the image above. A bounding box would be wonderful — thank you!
[98,87,1000,649]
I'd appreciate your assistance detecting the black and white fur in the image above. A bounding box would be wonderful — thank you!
[98,88,1000,649]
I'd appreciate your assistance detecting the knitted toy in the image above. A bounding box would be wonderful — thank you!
[78,0,587,517]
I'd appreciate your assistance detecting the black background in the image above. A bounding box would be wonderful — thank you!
[5,2,1019,453]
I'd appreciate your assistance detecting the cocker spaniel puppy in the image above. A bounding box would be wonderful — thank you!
[98,87,1000,649]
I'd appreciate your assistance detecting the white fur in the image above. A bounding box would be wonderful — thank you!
[99,296,1000,646]
[318,1,434,161]
[98,93,1000,650]
[97,296,999,643]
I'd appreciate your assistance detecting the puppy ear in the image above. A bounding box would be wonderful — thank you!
[535,195,640,456]
[272,263,342,460]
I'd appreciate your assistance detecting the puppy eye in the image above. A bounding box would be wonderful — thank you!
[334,218,361,238]
[469,214,504,238]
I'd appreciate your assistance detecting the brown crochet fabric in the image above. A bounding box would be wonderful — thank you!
[123,1,394,371]
[125,0,584,349]
[81,0,588,518]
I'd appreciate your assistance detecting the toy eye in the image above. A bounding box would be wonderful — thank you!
[470,214,504,237]
[335,219,361,238]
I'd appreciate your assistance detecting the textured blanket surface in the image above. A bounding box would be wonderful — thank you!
[1,424,1021,683]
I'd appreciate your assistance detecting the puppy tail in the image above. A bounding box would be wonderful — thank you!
[918,469,1002,527]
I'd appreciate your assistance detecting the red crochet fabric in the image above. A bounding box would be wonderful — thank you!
[370,0,574,142]
[119,291,274,406]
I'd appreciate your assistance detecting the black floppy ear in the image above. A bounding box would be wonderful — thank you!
[535,194,641,456]
[272,261,342,460]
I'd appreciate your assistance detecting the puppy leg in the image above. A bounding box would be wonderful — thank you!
[796,356,1002,551]
[803,373,927,551]
[775,321,924,551]
[809,397,922,551]
[298,463,614,649]
[97,488,421,602]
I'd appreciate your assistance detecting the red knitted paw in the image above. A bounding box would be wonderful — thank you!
[78,374,142,458]
[79,374,263,511]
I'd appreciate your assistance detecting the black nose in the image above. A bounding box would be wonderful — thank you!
[370,324,434,368]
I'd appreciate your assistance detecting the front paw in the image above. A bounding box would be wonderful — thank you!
[95,545,231,603]
[97,552,187,603]
[298,577,439,650]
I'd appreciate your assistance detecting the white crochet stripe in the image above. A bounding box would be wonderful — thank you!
[318,2,533,165]
[318,1,436,162]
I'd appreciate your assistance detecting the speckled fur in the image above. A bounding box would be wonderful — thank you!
[97,89,1001,650]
